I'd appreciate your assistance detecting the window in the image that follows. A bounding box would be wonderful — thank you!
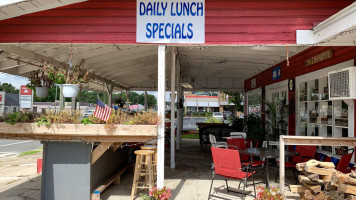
[13,107,17,112]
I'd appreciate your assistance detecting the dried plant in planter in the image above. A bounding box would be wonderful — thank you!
[36,110,82,127]
[3,112,38,125]
[42,59,91,84]
[27,69,54,90]
[104,111,159,133]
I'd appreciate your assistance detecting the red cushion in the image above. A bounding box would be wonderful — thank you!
[276,161,296,168]
[243,161,265,167]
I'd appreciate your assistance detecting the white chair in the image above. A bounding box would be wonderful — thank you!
[230,132,247,139]
[209,134,227,148]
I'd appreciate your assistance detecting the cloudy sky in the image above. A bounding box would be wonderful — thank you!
[0,72,29,89]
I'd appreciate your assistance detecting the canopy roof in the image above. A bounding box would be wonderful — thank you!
[0,44,307,92]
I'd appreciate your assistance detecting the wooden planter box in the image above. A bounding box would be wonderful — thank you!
[0,122,157,142]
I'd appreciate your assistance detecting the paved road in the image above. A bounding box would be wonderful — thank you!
[182,117,207,130]
[0,140,42,159]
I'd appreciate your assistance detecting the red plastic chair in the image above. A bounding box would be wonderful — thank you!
[209,147,256,200]
[227,138,264,167]
[226,138,249,162]
[337,148,354,173]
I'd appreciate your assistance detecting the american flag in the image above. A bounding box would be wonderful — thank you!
[94,98,112,122]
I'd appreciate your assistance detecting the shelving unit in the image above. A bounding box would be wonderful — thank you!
[297,76,349,154]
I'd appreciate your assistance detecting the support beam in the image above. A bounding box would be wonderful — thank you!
[157,45,166,189]
[297,2,356,45]
[126,90,130,110]
[105,83,113,108]
[71,97,76,110]
[91,142,113,164]
[144,91,148,111]
[170,47,176,169]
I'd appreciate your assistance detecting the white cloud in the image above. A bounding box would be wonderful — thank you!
[0,72,29,89]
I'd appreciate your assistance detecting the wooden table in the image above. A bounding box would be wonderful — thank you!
[239,147,296,188]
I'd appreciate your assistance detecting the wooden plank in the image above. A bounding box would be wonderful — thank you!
[92,164,131,200]
[290,185,307,193]
[304,159,335,169]
[112,142,124,152]
[279,134,285,196]
[338,184,356,195]
[303,184,321,194]
[298,175,324,185]
[305,166,336,176]
[0,133,155,143]
[92,142,113,164]
[0,123,157,136]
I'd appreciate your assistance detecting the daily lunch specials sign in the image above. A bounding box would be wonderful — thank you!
[136,0,205,44]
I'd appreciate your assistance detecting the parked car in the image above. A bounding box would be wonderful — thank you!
[223,111,232,119]
[212,112,224,120]
[83,110,95,118]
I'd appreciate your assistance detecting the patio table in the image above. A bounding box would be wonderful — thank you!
[239,147,296,188]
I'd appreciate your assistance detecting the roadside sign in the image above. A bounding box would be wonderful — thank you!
[136,0,205,44]
[19,85,32,109]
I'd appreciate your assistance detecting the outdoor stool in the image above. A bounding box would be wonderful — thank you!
[140,145,157,178]
[144,139,157,146]
[131,150,155,200]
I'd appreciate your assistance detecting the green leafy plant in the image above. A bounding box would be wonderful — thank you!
[228,116,244,131]
[244,113,264,141]
[204,116,223,123]
[264,99,288,141]
[140,186,171,200]
[4,112,37,125]
[256,186,284,200]
[36,116,51,127]
[81,117,94,125]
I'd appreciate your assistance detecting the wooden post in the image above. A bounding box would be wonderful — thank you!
[105,83,113,108]
[144,91,148,111]
[176,58,181,150]
[170,47,176,169]
[126,90,130,110]
[280,135,285,197]
[157,44,166,189]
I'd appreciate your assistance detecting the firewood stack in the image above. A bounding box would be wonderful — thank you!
[289,159,356,200]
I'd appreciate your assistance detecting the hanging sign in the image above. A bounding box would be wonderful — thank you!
[272,66,281,80]
[305,49,333,67]
[136,0,205,44]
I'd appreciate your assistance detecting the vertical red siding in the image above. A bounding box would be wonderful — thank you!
[0,0,353,44]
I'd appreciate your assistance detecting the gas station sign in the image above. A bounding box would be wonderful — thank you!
[20,85,32,109]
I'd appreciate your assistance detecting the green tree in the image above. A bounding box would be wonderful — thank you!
[113,92,157,108]
[0,83,19,94]
[224,91,244,112]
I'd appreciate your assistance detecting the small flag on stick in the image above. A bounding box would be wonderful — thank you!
[94,98,112,121]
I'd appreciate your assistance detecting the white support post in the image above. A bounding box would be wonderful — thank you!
[144,91,148,111]
[279,135,285,197]
[176,58,181,150]
[71,97,76,110]
[170,47,176,169]
[59,85,64,110]
[157,45,166,189]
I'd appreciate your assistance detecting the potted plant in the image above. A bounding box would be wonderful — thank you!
[264,98,288,145]
[43,59,90,98]
[27,69,53,98]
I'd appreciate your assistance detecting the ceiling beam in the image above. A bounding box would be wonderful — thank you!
[0,45,129,90]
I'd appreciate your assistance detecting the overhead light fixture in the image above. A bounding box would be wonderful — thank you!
[181,83,193,89]
[0,0,25,7]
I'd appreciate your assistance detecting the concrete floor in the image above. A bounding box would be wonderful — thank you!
[102,139,300,200]
[0,139,300,200]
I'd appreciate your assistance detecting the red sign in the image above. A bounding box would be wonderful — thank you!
[0,94,2,101]
[20,85,32,95]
